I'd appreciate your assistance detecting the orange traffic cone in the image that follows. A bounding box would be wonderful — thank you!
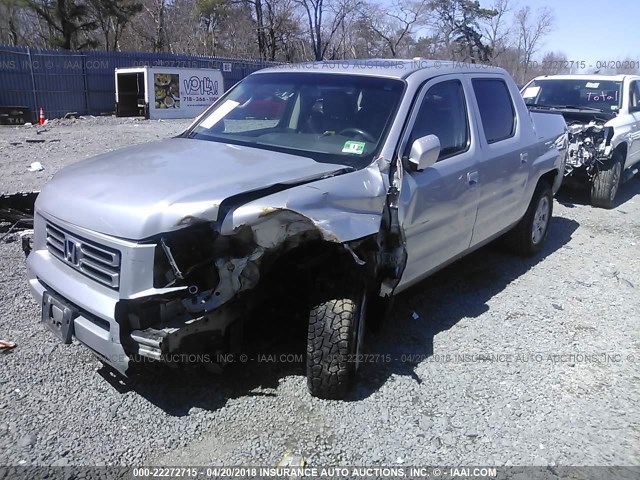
[39,107,45,126]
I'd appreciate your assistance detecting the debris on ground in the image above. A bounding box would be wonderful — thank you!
[0,340,16,350]
[277,452,305,468]
[27,162,44,172]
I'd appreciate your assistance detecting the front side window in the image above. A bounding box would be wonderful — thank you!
[186,73,404,168]
[472,79,516,144]
[629,81,640,110]
[406,80,470,161]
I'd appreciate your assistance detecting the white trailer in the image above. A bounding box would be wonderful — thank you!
[115,66,224,120]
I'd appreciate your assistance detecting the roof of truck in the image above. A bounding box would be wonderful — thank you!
[256,59,509,80]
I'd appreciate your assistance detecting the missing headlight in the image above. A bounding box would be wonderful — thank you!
[153,224,220,289]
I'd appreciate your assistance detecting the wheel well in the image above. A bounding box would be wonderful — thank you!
[612,143,627,162]
[255,238,377,309]
[539,169,558,188]
[268,238,373,281]
[613,142,627,158]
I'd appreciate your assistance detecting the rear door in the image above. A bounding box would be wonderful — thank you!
[469,76,531,246]
[397,76,481,290]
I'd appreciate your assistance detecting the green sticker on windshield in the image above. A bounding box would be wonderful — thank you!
[342,141,366,154]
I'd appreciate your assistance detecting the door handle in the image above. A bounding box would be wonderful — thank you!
[467,171,479,186]
[520,152,529,164]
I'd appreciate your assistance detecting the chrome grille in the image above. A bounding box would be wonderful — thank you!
[45,222,121,289]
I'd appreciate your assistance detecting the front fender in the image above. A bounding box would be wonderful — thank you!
[219,163,388,244]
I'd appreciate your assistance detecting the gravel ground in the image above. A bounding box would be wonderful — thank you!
[0,117,193,194]
[0,118,639,468]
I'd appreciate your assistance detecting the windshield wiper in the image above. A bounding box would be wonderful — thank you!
[556,105,607,112]
[525,103,554,109]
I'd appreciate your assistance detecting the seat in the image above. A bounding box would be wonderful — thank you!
[321,90,353,133]
[355,89,397,139]
[298,90,323,134]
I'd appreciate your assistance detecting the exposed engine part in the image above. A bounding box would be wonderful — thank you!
[565,121,612,177]
[123,208,377,363]
[160,237,185,282]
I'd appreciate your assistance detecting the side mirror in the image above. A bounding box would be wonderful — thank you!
[408,134,441,171]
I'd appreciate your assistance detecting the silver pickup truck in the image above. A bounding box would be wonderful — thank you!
[27,60,567,399]
[522,74,640,208]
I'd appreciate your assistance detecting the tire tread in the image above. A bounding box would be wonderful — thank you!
[591,156,622,209]
[306,298,357,399]
[504,181,553,257]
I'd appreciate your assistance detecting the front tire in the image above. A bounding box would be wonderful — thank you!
[306,286,366,399]
[505,181,553,256]
[591,154,623,209]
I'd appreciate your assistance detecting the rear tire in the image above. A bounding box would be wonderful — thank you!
[505,181,553,257]
[306,285,366,399]
[591,154,623,209]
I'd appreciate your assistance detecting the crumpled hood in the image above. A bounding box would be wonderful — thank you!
[37,138,349,240]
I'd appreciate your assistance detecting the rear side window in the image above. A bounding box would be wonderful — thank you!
[472,79,516,143]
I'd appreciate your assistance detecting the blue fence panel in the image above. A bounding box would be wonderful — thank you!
[0,46,278,119]
[0,49,36,118]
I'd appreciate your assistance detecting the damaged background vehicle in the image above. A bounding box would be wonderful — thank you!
[522,74,640,208]
[26,60,567,399]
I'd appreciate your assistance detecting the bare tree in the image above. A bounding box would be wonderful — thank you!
[134,0,169,52]
[88,0,142,51]
[321,0,359,59]
[153,0,168,51]
[0,0,24,45]
[536,50,570,76]
[359,0,428,58]
[25,0,99,49]
[483,0,511,63]
[294,0,358,60]
[431,0,497,63]
[514,5,553,83]
[240,0,300,60]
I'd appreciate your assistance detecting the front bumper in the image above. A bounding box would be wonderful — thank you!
[28,266,129,373]
[26,212,157,375]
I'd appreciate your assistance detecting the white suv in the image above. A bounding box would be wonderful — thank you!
[522,74,640,208]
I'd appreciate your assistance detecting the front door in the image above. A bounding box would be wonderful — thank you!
[397,76,481,290]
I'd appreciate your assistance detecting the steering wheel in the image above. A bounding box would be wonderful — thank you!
[338,127,376,143]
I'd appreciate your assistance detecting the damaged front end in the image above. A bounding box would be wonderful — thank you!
[27,157,396,376]
[565,121,615,178]
[105,164,396,371]
[120,218,307,364]
[119,223,237,363]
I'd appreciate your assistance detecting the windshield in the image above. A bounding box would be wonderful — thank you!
[522,79,622,112]
[186,73,404,167]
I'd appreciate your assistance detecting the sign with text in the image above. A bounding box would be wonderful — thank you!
[115,67,224,120]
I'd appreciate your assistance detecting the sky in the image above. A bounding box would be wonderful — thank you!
[478,0,640,68]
